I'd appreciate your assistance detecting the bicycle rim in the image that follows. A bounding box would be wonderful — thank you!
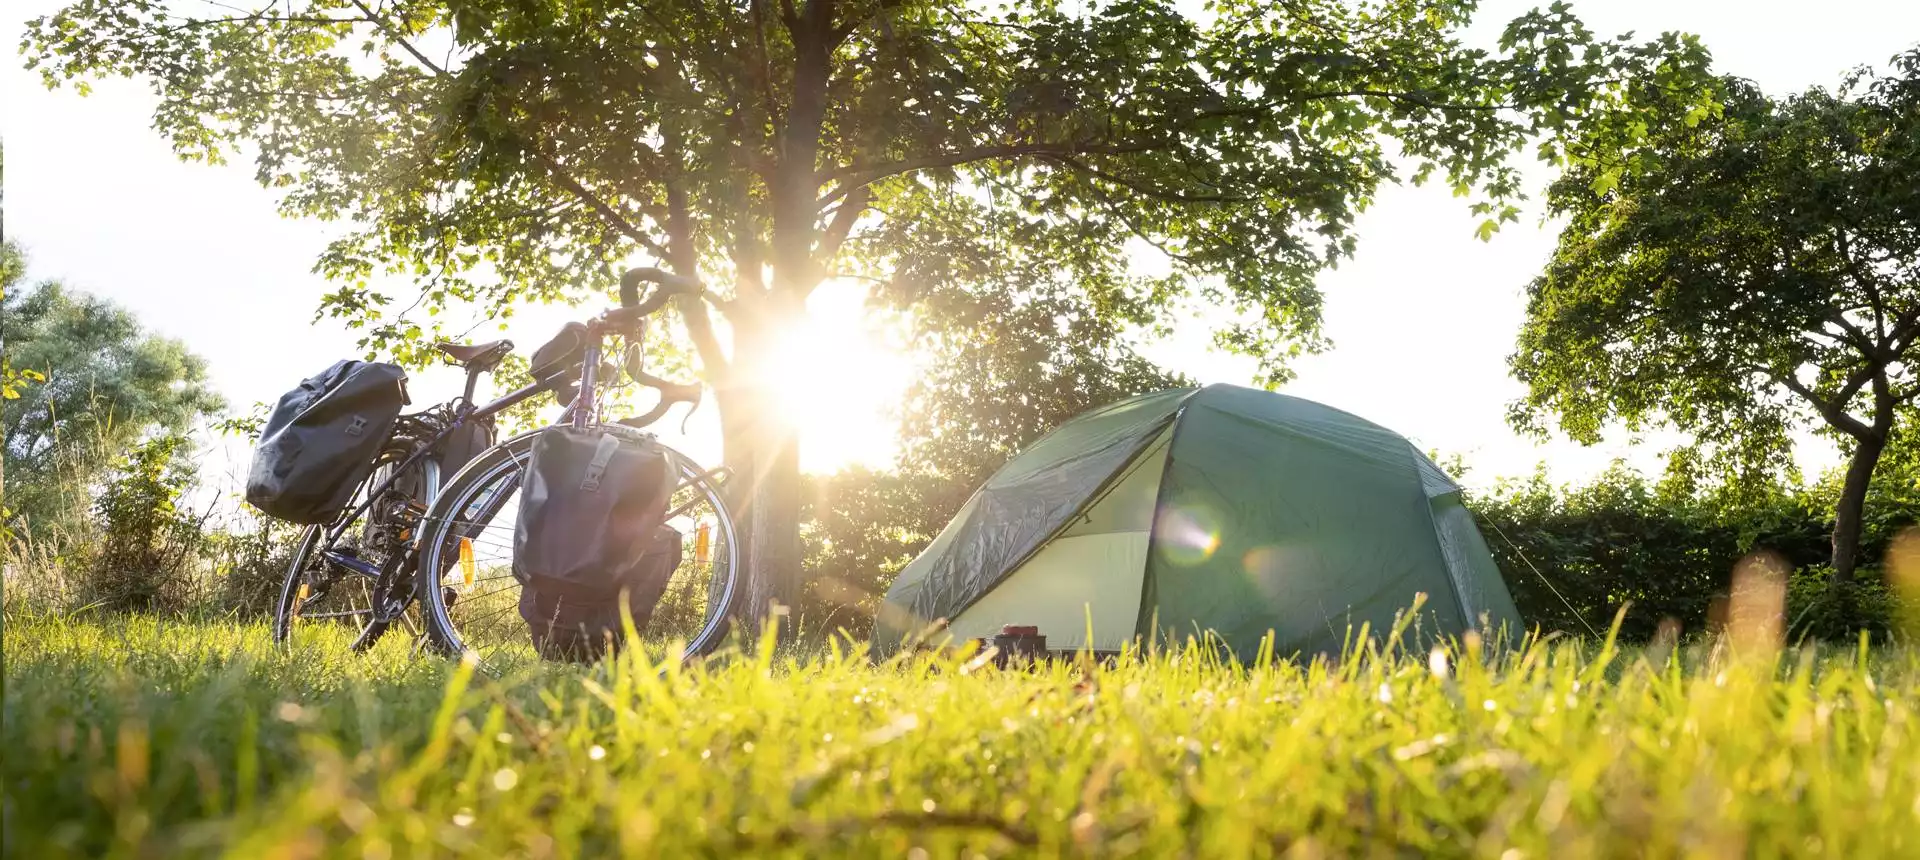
[417,430,741,666]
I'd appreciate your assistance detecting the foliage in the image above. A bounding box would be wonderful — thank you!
[1784,567,1912,645]
[7,614,1920,856]
[1,263,224,535]
[1510,48,1920,580]
[1,244,49,404]
[880,203,1194,488]
[84,434,210,614]
[205,512,305,619]
[1473,457,1920,642]
[24,0,1719,616]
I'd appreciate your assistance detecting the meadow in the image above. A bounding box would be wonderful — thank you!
[5,611,1918,859]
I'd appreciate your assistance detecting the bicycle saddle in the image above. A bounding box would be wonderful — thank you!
[435,339,511,366]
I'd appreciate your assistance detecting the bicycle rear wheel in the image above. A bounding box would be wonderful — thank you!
[415,427,741,665]
[271,445,422,652]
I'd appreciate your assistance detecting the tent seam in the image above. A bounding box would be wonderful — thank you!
[1134,386,1209,641]
[1407,441,1477,626]
[934,394,1195,627]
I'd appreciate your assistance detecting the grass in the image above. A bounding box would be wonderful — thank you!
[4,611,1919,858]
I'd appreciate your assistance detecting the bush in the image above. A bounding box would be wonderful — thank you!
[1784,566,1913,644]
[83,435,208,614]
[207,512,303,619]
[1473,461,1920,644]
[1472,466,1743,641]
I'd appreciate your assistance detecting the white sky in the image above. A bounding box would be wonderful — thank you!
[5,0,1917,487]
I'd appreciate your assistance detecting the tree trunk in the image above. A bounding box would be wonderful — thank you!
[1831,431,1888,583]
[721,297,806,638]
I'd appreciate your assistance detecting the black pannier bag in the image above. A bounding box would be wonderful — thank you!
[514,426,682,661]
[433,417,495,479]
[246,360,410,524]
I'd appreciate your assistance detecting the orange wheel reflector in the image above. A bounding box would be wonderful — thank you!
[459,537,476,586]
[694,521,712,567]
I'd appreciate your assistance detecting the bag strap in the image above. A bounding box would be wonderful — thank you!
[580,433,623,492]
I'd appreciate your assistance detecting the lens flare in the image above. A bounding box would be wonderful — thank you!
[1728,550,1787,655]
[1155,505,1221,566]
[1241,544,1299,601]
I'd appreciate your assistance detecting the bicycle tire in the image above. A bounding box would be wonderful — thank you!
[413,426,741,665]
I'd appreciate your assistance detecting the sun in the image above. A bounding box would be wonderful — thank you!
[759,282,915,473]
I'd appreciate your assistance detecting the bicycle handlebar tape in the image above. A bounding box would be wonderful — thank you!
[617,267,703,310]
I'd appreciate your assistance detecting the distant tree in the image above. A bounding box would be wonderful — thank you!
[878,196,1193,494]
[1,243,47,404]
[1510,48,1920,583]
[1,257,224,533]
[27,0,1714,625]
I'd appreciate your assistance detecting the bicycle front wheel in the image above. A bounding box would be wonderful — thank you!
[415,427,741,665]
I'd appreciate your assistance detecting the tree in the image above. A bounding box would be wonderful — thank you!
[1,259,225,534]
[1,244,48,403]
[878,192,1193,492]
[27,0,1713,624]
[1,152,44,405]
[1510,48,1920,582]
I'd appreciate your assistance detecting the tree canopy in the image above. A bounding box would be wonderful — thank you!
[1509,48,1920,581]
[2,250,225,533]
[26,0,1716,617]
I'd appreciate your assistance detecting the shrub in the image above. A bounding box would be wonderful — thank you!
[207,511,302,619]
[1784,566,1913,644]
[1472,466,1742,641]
[83,435,207,614]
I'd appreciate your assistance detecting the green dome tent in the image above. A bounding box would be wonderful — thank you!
[875,384,1522,660]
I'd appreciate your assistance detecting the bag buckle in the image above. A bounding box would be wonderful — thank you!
[581,433,622,492]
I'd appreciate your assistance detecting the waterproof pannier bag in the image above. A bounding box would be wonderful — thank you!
[514,426,680,661]
[433,417,496,479]
[519,527,683,662]
[246,360,410,524]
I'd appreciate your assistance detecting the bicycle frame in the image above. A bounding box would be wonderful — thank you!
[316,337,610,573]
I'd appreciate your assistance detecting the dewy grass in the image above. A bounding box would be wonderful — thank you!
[4,611,1918,858]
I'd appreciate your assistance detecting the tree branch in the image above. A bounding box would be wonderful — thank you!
[1836,229,1890,342]
[1773,365,1876,440]
[156,14,373,35]
[1040,153,1247,204]
[823,140,1166,204]
[1823,312,1880,357]
[815,186,870,263]
[346,0,445,76]
[526,148,670,260]
[832,0,910,42]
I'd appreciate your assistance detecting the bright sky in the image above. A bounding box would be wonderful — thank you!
[5,0,1917,487]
